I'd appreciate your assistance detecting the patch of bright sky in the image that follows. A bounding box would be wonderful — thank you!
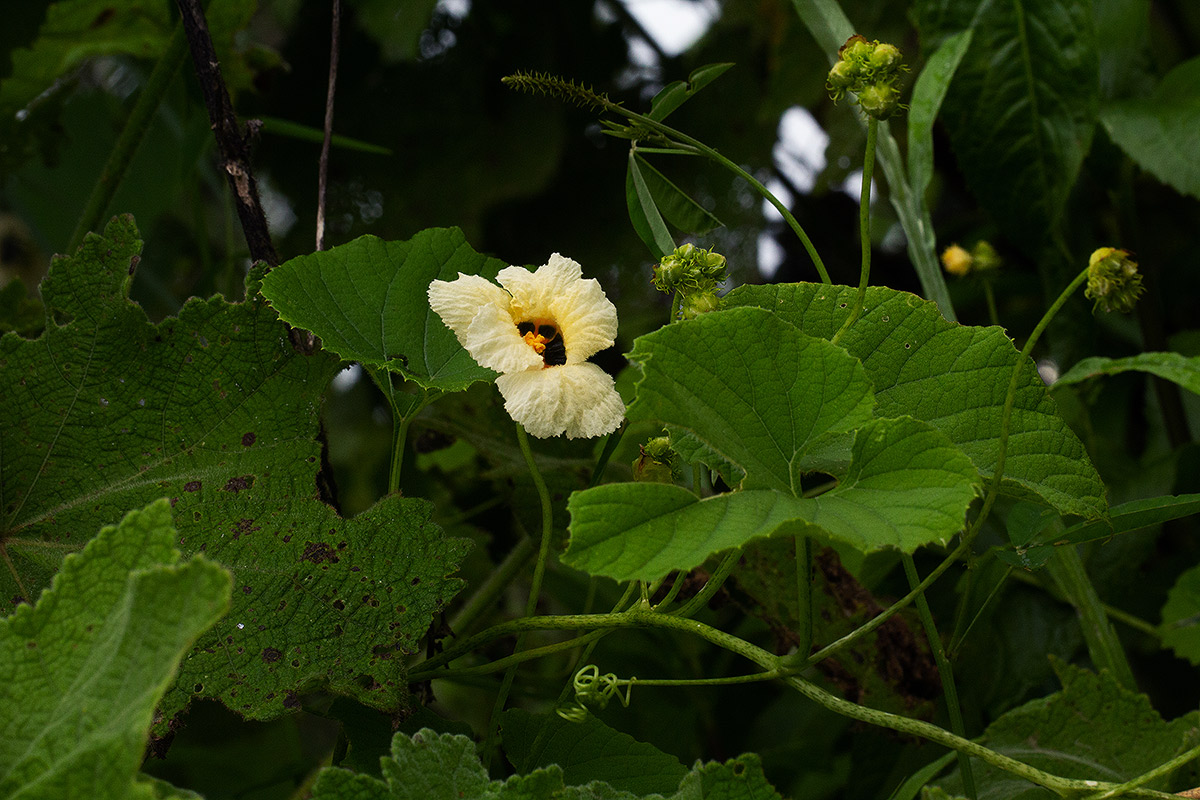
[620,0,721,56]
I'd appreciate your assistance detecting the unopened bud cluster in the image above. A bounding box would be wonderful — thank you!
[653,243,727,320]
[632,433,680,483]
[827,35,907,119]
[1084,247,1143,313]
[940,241,1001,277]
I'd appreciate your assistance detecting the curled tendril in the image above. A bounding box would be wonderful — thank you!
[556,665,635,723]
[501,72,613,111]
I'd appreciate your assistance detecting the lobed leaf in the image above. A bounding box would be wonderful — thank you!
[0,216,470,724]
[566,417,977,581]
[0,500,230,799]
[311,728,784,800]
[723,283,1105,518]
[625,307,875,493]
[934,661,1200,798]
[501,709,688,796]
[259,227,505,391]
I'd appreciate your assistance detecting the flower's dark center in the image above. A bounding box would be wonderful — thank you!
[517,321,567,367]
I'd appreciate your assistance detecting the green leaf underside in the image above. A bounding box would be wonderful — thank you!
[724,284,1105,518]
[1055,352,1200,396]
[566,417,977,581]
[626,152,676,260]
[1101,56,1200,200]
[935,661,1199,799]
[626,307,876,493]
[0,500,231,799]
[913,0,1098,246]
[311,729,783,800]
[633,154,723,236]
[501,710,688,796]
[259,227,506,391]
[0,217,470,723]
[1162,562,1200,665]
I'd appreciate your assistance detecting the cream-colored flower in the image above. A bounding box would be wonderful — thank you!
[428,254,624,439]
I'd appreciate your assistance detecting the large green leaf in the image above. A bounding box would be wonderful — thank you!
[1101,56,1200,200]
[723,283,1105,518]
[566,417,977,581]
[1055,351,1200,395]
[912,0,1098,247]
[501,709,688,796]
[934,661,1199,799]
[0,500,230,800]
[625,307,875,493]
[311,729,784,800]
[259,227,505,391]
[0,216,470,723]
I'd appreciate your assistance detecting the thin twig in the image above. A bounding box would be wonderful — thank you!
[315,0,341,252]
[175,0,278,267]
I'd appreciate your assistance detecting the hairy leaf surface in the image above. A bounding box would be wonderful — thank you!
[0,500,230,799]
[0,217,470,723]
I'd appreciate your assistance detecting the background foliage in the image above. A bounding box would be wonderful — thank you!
[3,0,1200,798]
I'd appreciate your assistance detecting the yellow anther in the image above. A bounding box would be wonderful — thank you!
[523,330,548,354]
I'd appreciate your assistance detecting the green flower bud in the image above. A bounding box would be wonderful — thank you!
[1085,247,1144,313]
[856,83,902,119]
[633,434,679,483]
[970,240,1002,272]
[653,244,728,295]
[826,60,859,99]
[681,291,720,319]
[868,42,902,74]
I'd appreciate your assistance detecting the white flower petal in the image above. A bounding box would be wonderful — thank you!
[428,274,511,344]
[463,303,542,374]
[499,255,617,363]
[496,363,625,439]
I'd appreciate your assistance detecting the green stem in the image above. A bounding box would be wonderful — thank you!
[669,291,682,323]
[794,535,813,657]
[609,107,831,284]
[808,533,973,666]
[652,571,687,611]
[68,23,188,252]
[411,609,1173,798]
[672,549,740,618]
[982,278,1000,327]
[903,553,976,799]
[409,630,606,684]
[833,116,878,345]
[483,423,557,764]
[1083,740,1200,800]
[1045,546,1136,689]
[589,424,625,487]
